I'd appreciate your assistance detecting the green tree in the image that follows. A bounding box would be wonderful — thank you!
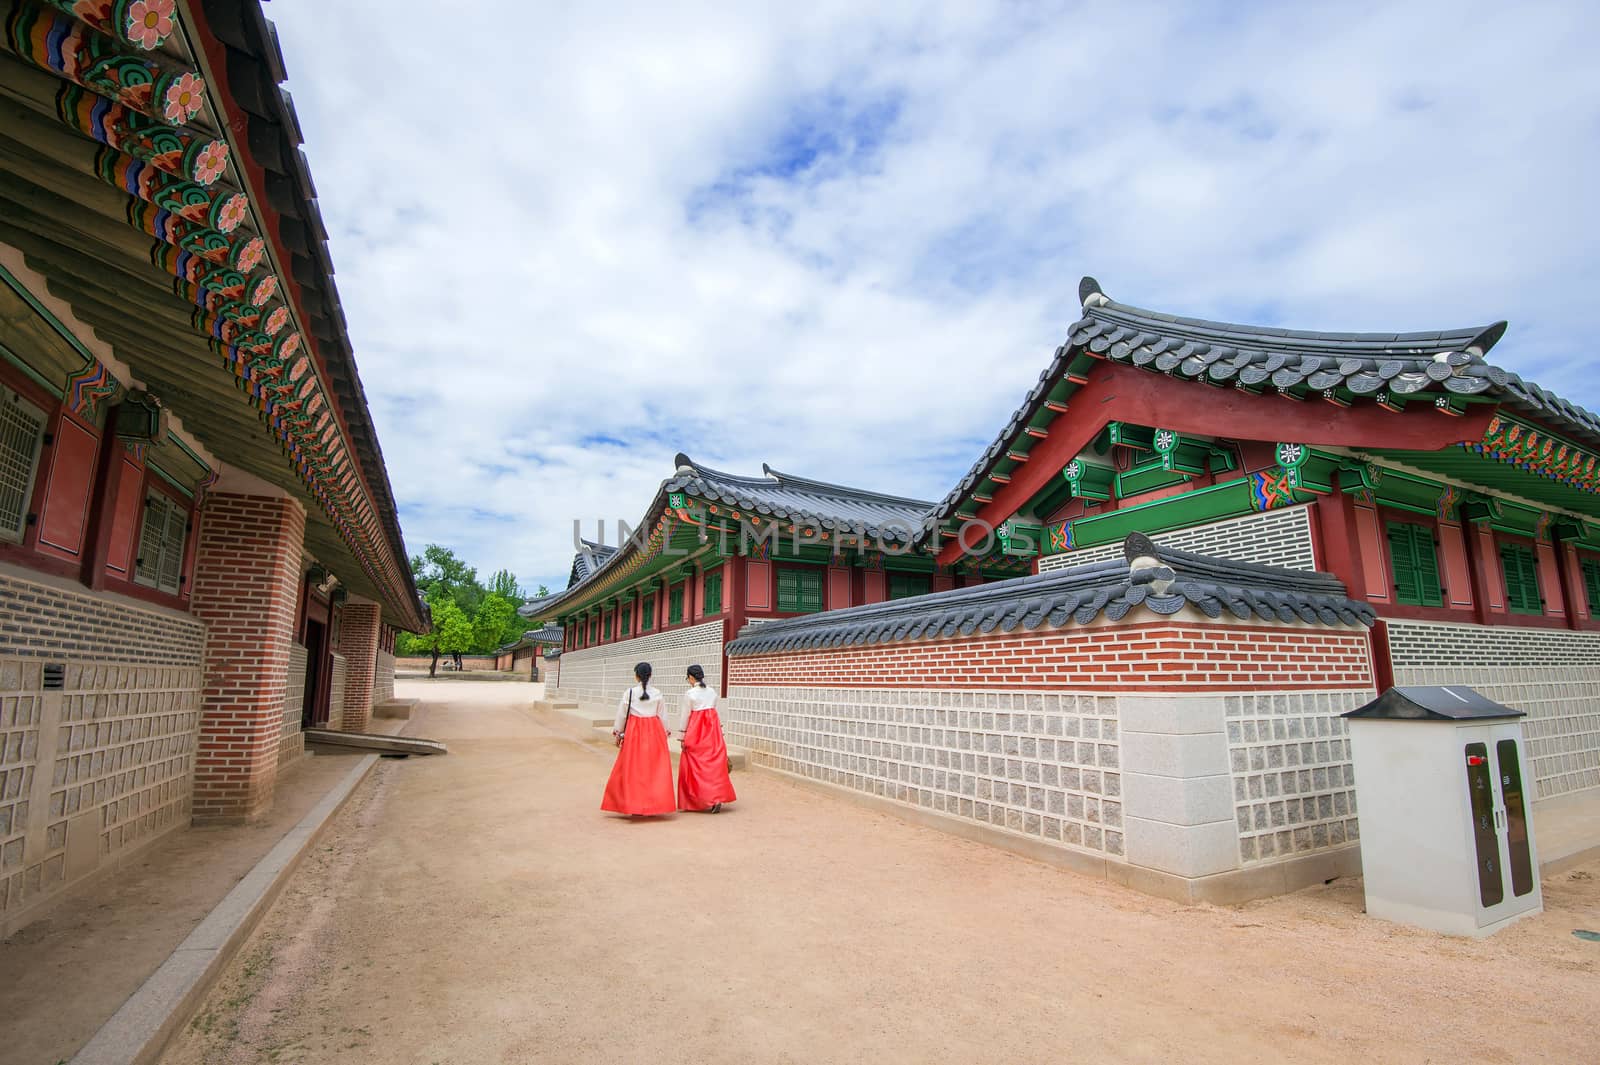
[472,593,519,653]
[488,569,522,599]
[412,545,482,616]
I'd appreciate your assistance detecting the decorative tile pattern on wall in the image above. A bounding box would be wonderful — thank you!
[1387,620,1600,799]
[281,642,307,764]
[1224,690,1367,864]
[0,571,205,664]
[725,687,1124,857]
[1038,505,1316,574]
[555,620,725,715]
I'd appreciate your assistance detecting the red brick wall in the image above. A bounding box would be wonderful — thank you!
[188,493,305,822]
[728,621,1374,692]
[336,601,381,731]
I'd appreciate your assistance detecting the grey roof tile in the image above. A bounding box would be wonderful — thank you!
[923,275,1600,537]
[664,453,933,542]
[726,539,1374,656]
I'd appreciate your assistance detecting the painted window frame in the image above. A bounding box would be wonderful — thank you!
[640,594,656,633]
[1384,518,1443,608]
[668,582,685,626]
[703,565,723,618]
[132,477,193,597]
[775,564,825,614]
[1582,556,1600,615]
[887,572,932,601]
[0,382,48,546]
[1498,541,1543,615]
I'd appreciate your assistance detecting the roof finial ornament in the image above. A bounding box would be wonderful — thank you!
[674,452,695,473]
[1079,276,1111,309]
[1123,532,1176,595]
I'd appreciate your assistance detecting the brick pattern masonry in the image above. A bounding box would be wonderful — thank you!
[722,613,1377,886]
[1038,505,1317,574]
[726,687,1128,855]
[188,493,305,822]
[1387,619,1600,800]
[0,570,205,928]
[727,622,1373,692]
[335,603,381,732]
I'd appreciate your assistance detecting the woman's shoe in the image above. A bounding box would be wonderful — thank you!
[709,803,722,814]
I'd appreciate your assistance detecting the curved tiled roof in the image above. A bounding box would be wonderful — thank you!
[726,540,1373,656]
[665,454,933,542]
[521,454,935,621]
[924,276,1600,536]
[569,541,618,587]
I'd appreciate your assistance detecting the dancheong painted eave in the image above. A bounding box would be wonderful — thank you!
[921,276,1600,543]
[0,0,424,629]
[518,453,949,625]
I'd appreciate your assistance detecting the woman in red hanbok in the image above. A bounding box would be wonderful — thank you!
[676,664,737,813]
[601,662,676,817]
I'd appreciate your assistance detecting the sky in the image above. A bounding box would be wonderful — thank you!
[268,0,1600,596]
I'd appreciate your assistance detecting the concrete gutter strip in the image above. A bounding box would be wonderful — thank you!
[70,753,381,1065]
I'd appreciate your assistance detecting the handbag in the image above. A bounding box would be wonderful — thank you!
[616,686,632,747]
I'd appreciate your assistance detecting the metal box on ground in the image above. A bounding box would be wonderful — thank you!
[1343,686,1541,937]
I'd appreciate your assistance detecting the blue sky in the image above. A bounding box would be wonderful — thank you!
[269,0,1600,595]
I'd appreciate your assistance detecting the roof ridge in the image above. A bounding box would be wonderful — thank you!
[761,464,937,508]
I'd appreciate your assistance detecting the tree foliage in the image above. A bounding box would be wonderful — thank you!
[396,546,537,656]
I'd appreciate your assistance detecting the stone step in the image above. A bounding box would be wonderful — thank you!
[372,698,417,721]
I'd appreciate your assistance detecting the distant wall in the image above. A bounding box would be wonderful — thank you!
[552,620,724,717]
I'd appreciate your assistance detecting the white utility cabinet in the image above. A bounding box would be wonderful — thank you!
[1343,685,1541,937]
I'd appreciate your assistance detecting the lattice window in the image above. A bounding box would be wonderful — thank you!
[888,572,931,600]
[134,491,188,594]
[1499,543,1542,615]
[1582,558,1600,614]
[1386,520,1442,607]
[777,567,824,613]
[641,595,655,632]
[0,385,46,544]
[704,567,723,618]
[668,583,685,625]
[620,604,631,637]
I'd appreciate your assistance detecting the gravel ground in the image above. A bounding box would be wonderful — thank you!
[161,680,1599,1065]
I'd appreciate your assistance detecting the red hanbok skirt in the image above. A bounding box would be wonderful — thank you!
[601,715,676,816]
[678,707,738,811]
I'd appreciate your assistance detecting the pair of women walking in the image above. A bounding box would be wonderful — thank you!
[601,662,737,817]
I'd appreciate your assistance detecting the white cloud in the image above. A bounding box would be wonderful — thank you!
[268,0,1600,592]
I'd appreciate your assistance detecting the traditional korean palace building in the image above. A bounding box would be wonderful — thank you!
[0,0,424,934]
[529,276,1600,901]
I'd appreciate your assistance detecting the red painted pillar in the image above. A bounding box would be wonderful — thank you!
[1312,479,1366,596]
[1460,521,1499,625]
[721,555,749,698]
[189,492,305,823]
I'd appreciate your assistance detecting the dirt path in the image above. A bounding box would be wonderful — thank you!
[161,681,1599,1065]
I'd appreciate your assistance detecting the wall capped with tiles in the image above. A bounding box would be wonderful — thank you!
[725,609,1377,902]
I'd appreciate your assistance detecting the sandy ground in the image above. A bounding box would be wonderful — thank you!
[161,680,1599,1065]
[0,747,369,1065]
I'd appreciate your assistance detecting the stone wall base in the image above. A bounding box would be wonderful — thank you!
[752,758,1361,905]
[0,807,188,942]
